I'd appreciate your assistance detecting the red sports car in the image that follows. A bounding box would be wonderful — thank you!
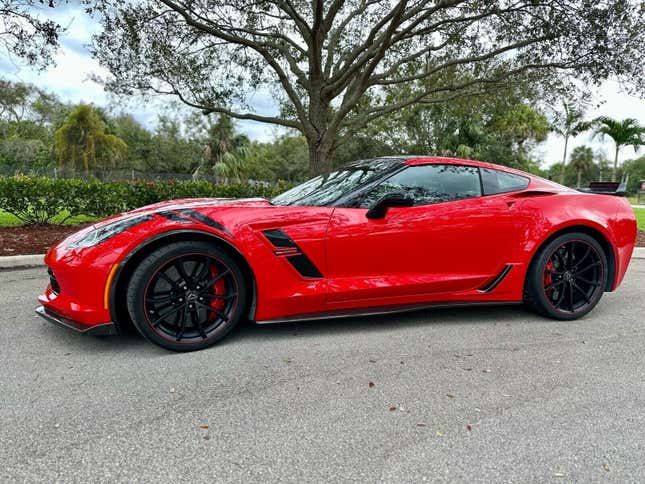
[37,156,637,351]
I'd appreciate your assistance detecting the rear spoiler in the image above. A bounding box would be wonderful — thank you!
[578,174,628,196]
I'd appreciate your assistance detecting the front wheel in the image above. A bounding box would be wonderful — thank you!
[525,232,607,320]
[126,240,247,351]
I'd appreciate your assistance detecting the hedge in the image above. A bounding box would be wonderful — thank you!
[0,176,292,225]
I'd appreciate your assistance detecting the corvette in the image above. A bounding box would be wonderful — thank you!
[37,156,637,351]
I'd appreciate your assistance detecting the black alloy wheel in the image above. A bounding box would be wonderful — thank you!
[525,232,607,320]
[126,241,247,351]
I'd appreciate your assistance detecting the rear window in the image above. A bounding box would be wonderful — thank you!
[481,168,529,195]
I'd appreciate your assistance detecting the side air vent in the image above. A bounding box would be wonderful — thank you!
[286,254,323,278]
[262,228,323,278]
[262,228,297,248]
[478,264,512,293]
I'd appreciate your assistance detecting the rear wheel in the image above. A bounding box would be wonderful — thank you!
[126,240,247,351]
[525,232,607,320]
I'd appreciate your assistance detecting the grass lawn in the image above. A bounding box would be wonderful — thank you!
[634,207,645,230]
[0,210,97,226]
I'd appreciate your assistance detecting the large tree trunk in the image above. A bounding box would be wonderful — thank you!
[612,144,619,182]
[307,130,335,177]
[577,169,582,188]
[559,135,569,185]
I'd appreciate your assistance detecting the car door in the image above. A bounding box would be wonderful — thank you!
[325,163,519,304]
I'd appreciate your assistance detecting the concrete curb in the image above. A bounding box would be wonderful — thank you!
[1,247,644,270]
[0,254,45,270]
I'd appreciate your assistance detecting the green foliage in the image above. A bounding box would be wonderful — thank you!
[349,83,552,173]
[54,104,128,174]
[622,156,645,195]
[593,117,645,181]
[634,208,645,230]
[569,146,595,188]
[0,176,291,225]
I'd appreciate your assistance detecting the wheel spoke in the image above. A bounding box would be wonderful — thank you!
[573,246,591,269]
[567,242,575,269]
[578,261,600,273]
[567,282,574,312]
[553,285,566,307]
[146,293,174,304]
[158,272,180,289]
[545,280,564,291]
[202,292,237,300]
[191,309,207,339]
[196,301,229,321]
[575,274,600,286]
[572,282,591,304]
[175,260,191,284]
[199,270,230,292]
[190,260,205,280]
[175,308,186,341]
[152,303,186,327]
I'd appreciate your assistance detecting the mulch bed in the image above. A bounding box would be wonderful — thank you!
[637,230,645,248]
[0,224,644,257]
[0,223,92,256]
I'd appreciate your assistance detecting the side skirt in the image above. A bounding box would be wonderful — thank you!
[255,300,523,325]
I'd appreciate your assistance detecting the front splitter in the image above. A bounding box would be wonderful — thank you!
[35,306,118,336]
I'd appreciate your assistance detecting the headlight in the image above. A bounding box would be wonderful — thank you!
[67,215,153,249]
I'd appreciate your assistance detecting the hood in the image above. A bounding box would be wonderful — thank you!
[94,197,272,228]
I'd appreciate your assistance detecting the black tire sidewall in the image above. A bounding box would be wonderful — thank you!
[126,240,247,351]
[526,232,607,320]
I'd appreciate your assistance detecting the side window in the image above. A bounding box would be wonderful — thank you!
[480,168,529,195]
[358,164,482,208]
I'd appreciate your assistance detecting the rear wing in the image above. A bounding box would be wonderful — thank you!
[578,174,628,196]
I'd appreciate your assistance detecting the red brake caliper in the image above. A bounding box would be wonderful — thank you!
[206,265,226,321]
[544,260,554,295]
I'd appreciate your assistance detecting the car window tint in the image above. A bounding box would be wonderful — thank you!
[480,168,529,195]
[358,164,482,208]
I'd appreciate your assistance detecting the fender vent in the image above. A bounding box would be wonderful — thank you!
[262,229,323,279]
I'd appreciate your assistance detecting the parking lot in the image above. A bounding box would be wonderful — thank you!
[1,260,645,482]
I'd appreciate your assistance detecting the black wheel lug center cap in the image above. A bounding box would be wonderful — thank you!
[186,291,198,303]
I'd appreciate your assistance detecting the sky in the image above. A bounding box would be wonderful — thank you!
[2,3,644,167]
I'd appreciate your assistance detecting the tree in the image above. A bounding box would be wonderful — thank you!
[593,117,645,181]
[347,79,551,172]
[90,0,645,175]
[551,101,590,184]
[569,145,594,188]
[621,156,645,195]
[186,113,251,180]
[54,104,127,174]
[0,0,64,68]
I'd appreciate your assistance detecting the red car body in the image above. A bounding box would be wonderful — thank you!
[38,157,637,336]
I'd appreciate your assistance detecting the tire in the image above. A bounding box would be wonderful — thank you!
[524,232,607,320]
[126,240,247,351]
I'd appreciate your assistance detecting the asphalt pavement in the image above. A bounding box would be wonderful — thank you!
[1,261,644,483]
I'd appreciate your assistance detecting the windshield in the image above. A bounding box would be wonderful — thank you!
[271,157,405,206]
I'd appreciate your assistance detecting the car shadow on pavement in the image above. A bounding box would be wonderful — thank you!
[222,303,538,346]
[34,303,540,354]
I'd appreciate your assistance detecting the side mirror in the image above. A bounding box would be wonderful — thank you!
[366,192,414,219]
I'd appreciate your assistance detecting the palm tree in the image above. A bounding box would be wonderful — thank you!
[593,117,645,181]
[569,146,594,188]
[551,101,589,184]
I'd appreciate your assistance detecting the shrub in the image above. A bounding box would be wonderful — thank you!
[0,176,292,225]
